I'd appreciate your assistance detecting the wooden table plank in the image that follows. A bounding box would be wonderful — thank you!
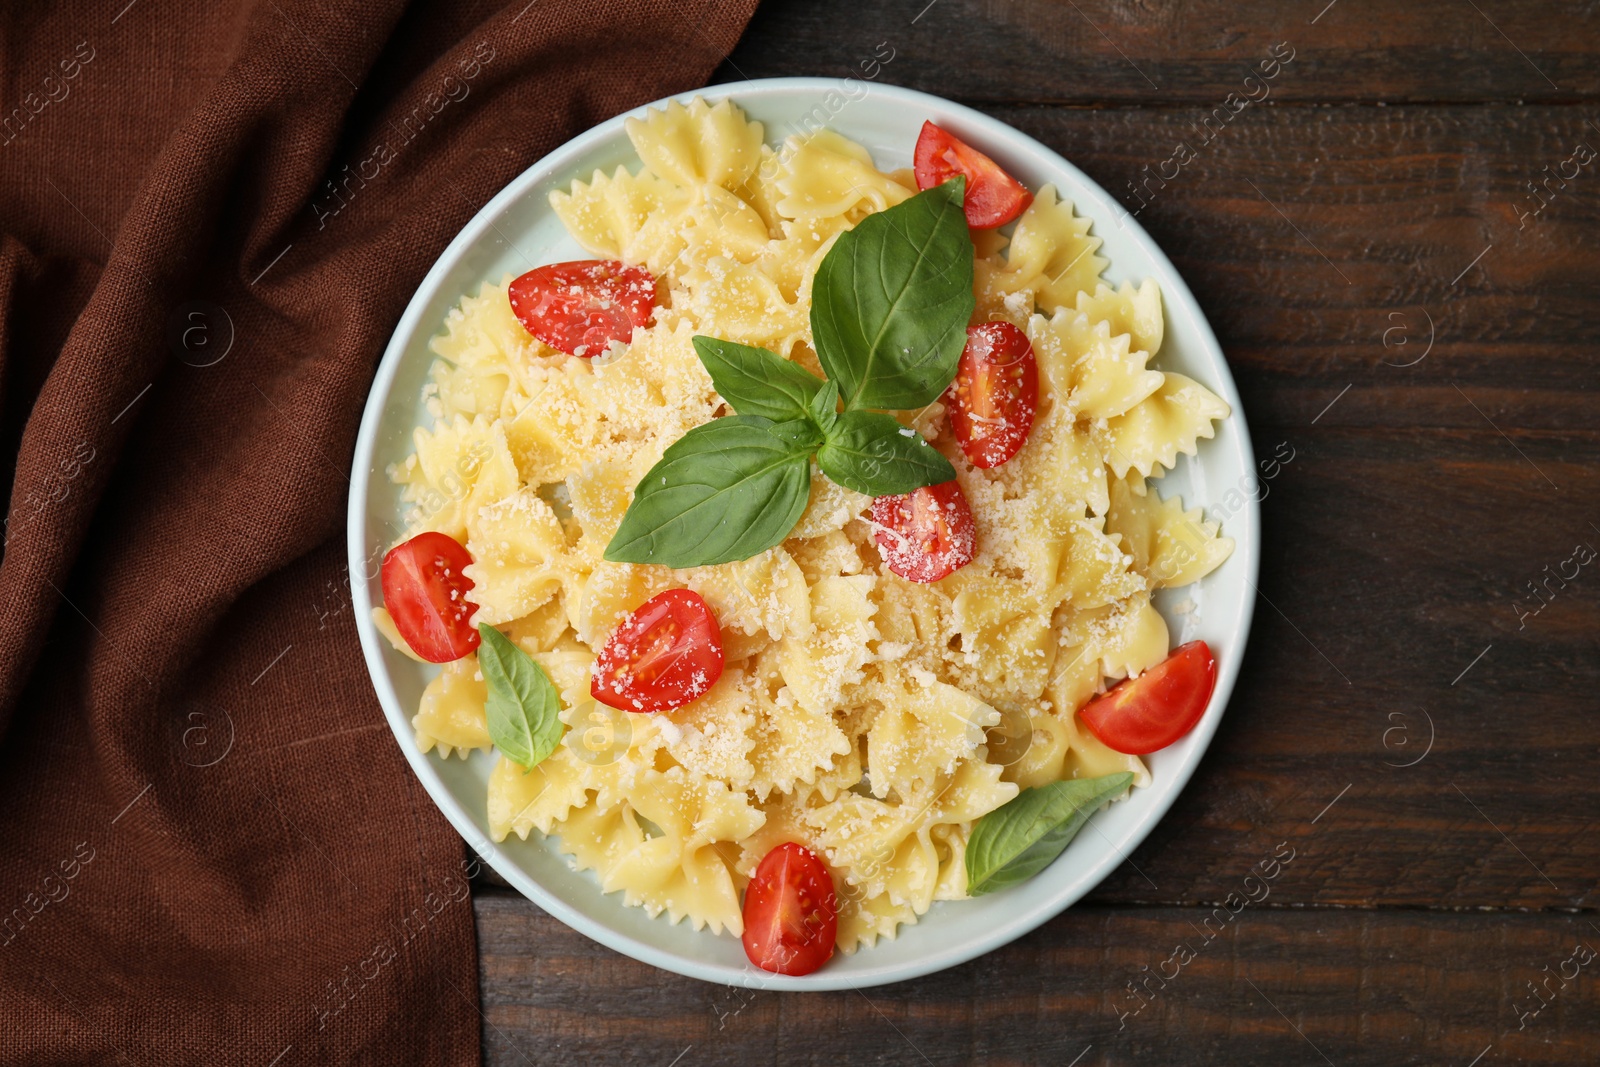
[721,0,1600,104]
[475,889,1600,1066]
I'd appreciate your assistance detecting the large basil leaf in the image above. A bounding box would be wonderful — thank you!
[692,336,825,422]
[965,773,1134,895]
[816,410,955,495]
[810,179,975,411]
[477,624,563,772]
[604,416,813,567]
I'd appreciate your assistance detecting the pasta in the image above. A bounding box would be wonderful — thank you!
[386,97,1233,952]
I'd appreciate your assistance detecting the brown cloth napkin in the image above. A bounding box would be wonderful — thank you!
[0,1,758,1061]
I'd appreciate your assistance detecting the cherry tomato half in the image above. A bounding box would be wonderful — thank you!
[913,121,1033,228]
[742,842,838,976]
[507,259,657,357]
[1079,641,1218,755]
[380,531,481,663]
[946,322,1039,469]
[870,480,976,584]
[591,589,724,714]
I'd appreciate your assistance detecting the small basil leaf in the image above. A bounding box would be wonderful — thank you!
[476,624,563,772]
[965,773,1134,895]
[807,379,840,435]
[692,335,825,422]
[770,417,825,454]
[604,416,813,568]
[810,178,975,411]
[816,410,956,496]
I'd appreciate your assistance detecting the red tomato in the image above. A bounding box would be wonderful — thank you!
[742,843,838,976]
[507,259,657,357]
[1079,641,1218,755]
[591,589,724,714]
[946,322,1039,468]
[913,120,1033,228]
[380,531,481,663]
[870,480,976,584]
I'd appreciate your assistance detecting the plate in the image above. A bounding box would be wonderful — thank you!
[347,77,1259,990]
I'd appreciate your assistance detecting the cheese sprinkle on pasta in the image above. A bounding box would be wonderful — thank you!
[387,97,1233,952]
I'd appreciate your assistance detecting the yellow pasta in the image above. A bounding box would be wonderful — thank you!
[392,96,1234,956]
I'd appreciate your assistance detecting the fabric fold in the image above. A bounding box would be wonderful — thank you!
[0,1,759,1062]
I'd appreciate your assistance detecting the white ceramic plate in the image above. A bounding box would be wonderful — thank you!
[347,77,1259,990]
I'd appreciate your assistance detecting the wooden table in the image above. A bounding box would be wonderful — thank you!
[473,2,1600,1062]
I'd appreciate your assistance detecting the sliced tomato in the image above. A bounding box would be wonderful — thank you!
[914,121,1033,228]
[507,259,657,357]
[742,843,838,976]
[591,589,724,714]
[1079,641,1218,755]
[946,322,1038,468]
[380,531,480,663]
[870,480,976,584]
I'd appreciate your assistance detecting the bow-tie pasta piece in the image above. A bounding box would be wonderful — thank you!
[869,573,956,679]
[785,529,864,585]
[775,129,914,220]
[808,759,1015,918]
[677,257,811,357]
[778,574,880,717]
[975,184,1107,315]
[1028,308,1165,423]
[683,546,810,663]
[652,669,759,790]
[626,97,765,193]
[428,277,546,421]
[675,186,776,284]
[498,365,600,486]
[745,656,853,802]
[571,561,677,650]
[413,654,490,758]
[549,165,690,263]
[574,319,721,467]
[1051,593,1170,712]
[462,486,568,626]
[595,767,766,934]
[393,414,519,543]
[1097,372,1231,479]
[1105,474,1233,588]
[947,578,1060,704]
[862,666,1000,802]
[836,888,919,955]
[1050,515,1148,610]
[500,595,572,655]
[1075,279,1165,358]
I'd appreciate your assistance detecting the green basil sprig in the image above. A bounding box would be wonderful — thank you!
[965,773,1134,895]
[477,624,563,772]
[604,179,975,569]
[811,177,977,410]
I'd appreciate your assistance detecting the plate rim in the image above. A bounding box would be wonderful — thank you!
[347,75,1260,990]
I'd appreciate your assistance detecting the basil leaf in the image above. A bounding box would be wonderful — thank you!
[770,417,825,454]
[477,624,563,772]
[807,379,840,435]
[604,416,813,567]
[692,336,825,422]
[816,411,955,495]
[966,773,1134,895]
[810,178,975,411]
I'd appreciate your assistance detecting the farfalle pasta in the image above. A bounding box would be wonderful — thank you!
[381,97,1234,957]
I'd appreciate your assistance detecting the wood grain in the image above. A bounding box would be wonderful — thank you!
[474,1,1600,1061]
[719,0,1600,104]
[475,890,1600,1066]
